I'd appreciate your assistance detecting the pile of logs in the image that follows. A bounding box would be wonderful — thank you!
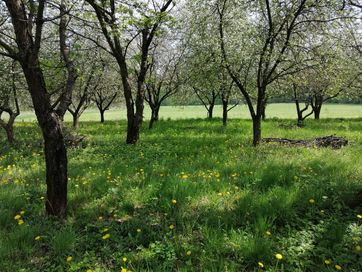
[263,135,348,149]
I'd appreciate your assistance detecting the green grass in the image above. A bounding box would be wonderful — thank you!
[0,118,362,272]
[15,103,362,122]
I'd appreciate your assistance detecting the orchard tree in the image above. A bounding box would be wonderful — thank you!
[145,41,184,129]
[84,0,175,144]
[0,0,78,217]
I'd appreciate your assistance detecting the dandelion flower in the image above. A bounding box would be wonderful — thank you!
[355,245,361,252]
[171,199,177,204]
[20,211,25,215]
[18,219,24,225]
[309,199,315,204]
[169,224,175,230]
[186,250,192,256]
[324,259,332,265]
[357,214,362,219]
[102,233,111,240]
[121,269,127,272]
[275,253,283,260]
[35,236,41,241]
[66,256,72,262]
[14,214,21,220]
[265,231,271,236]
[181,174,188,179]
[136,228,141,233]
[335,264,342,270]
[122,257,127,262]
[258,262,264,268]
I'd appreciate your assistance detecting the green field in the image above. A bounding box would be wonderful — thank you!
[1,118,362,272]
[16,103,362,122]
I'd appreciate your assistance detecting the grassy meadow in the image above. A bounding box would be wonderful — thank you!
[0,116,362,271]
[16,103,362,122]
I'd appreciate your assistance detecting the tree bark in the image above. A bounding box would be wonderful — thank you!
[208,103,214,119]
[222,100,228,126]
[149,105,160,129]
[72,113,80,128]
[252,117,262,146]
[314,106,321,120]
[100,110,105,123]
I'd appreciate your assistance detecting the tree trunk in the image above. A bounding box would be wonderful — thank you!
[222,100,228,126]
[314,106,321,120]
[208,103,214,119]
[126,116,141,144]
[149,106,160,129]
[261,104,266,120]
[43,118,68,217]
[6,125,15,144]
[100,110,105,123]
[252,117,262,146]
[72,114,80,128]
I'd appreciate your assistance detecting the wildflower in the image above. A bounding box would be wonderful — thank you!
[258,261,264,268]
[18,219,24,225]
[121,269,127,272]
[325,259,332,265]
[20,211,25,215]
[181,174,188,179]
[98,216,103,220]
[14,214,21,220]
[35,236,41,241]
[265,231,271,236]
[275,253,283,260]
[169,224,175,230]
[66,256,72,262]
[309,199,315,204]
[186,250,192,256]
[136,228,142,233]
[40,196,45,200]
[355,245,361,252]
[102,233,111,240]
[171,199,177,204]
[335,264,342,270]
[122,257,127,262]
[357,214,362,219]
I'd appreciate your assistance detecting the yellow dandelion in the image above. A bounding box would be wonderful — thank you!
[309,199,315,204]
[137,228,142,233]
[14,214,21,220]
[275,253,283,260]
[325,259,332,265]
[18,219,24,225]
[20,211,25,215]
[258,261,264,268]
[66,256,72,262]
[355,245,361,251]
[121,269,127,272]
[102,233,111,240]
[335,264,342,270]
[122,257,127,262]
[35,236,41,241]
[357,214,362,219]
[186,250,192,256]
[171,199,177,204]
[169,224,175,230]
[265,231,271,236]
